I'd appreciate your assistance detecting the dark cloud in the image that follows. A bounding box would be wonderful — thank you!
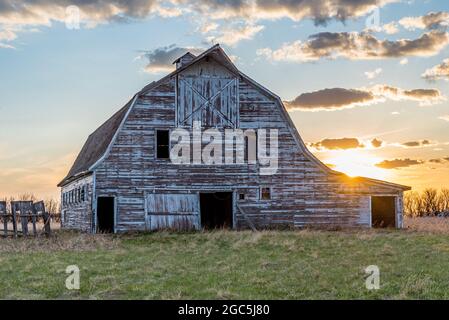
[285,85,445,111]
[402,140,431,148]
[376,158,423,169]
[141,44,203,73]
[0,0,395,34]
[310,138,364,150]
[285,88,374,111]
[176,0,394,25]
[422,58,449,81]
[258,31,449,62]
[0,0,162,24]
[371,138,383,148]
[429,158,443,164]
[403,89,442,99]
[399,11,449,31]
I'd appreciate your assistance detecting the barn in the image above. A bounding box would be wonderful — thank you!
[58,44,410,233]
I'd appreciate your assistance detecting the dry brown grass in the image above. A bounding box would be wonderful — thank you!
[0,231,121,253]
[404,216,449,234]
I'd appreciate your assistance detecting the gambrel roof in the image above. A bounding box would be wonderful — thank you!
[58,45,411,191]
[57,99,134,186]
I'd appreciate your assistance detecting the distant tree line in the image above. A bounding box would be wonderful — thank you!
[404,188,449,217]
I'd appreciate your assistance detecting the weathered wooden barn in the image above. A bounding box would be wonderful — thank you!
[58,45,410,233]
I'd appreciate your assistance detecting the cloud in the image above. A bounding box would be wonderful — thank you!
[285,88,375,111]
[422,58,449,81]
[0,0,183,48]
[399,11,449,31]
[257,31,449,62]
[375,158,423,169]
[0,42,15,49]
[285,85,445,111]
[366,21,399,34]
[197,21,219,34]
[0,0,397,47]
[439,115,449,122]
[365,68,382,79]
[401,140,431,148]
[176,0,397,25]
[0,1,166,26]
[382,22,400,34]
[206,23,264,46]
[140,44,203,74]
[371,138,383,148]
[429,158,443,164]
[371,85,445,106]
[310,138,365,150]
[309,137,385,151]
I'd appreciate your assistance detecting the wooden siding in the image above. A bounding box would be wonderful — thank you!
[91,58,404,232]
[176,60,238,128]
[61,175,94,232]
[145,192,200,231]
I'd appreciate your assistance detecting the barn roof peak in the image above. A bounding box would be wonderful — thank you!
[173,52,196,68]
[171,44,238,75]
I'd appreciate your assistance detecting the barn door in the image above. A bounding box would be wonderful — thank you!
[176,60,238,128]
[146,193,200,231]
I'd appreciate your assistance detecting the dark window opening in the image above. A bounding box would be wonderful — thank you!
[97,197,115,233]
[156,130,170,159]
[239,193,245,200]
[372,196,396,228]
[200,192,233,229]
[81,186,86,202]
[261,187,271,200]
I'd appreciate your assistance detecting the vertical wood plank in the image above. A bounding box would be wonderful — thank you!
[11,202,17,238]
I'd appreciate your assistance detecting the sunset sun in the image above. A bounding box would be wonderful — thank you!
[326,150,390,181]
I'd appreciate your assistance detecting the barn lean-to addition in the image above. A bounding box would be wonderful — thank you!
[58,45,410,233]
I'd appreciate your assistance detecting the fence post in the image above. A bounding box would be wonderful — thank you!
[2,215,6,238]
[43,212,51,237]
[31,204,38,237]
[21,211,29,237]
[0,201,7,238]
[11,202,18,238]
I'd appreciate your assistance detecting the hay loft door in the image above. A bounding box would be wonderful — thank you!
[176,59,238,128]
[145,193,200,231]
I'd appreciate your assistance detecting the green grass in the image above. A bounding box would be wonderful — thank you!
[1,228,449,299]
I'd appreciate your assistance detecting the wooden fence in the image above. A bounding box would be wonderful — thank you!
[0,201,52,238]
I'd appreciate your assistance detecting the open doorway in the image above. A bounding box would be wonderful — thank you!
[371,196,396,228]
[200,192,233,229]
[97,197,115,233]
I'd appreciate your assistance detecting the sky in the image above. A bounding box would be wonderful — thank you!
[0,0,448,200]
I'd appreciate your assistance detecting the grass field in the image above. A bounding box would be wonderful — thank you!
[1,217,449,300]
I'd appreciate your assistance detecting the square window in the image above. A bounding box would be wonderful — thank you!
[261,187,271,200]
[156,130,170,159]
[239,193,245,200]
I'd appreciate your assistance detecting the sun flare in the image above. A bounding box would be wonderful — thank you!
[325,150,390,181]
